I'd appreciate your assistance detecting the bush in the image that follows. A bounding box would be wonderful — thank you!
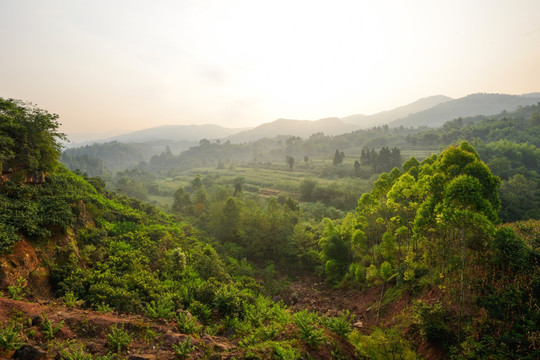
[175,311,201,335]
[8,277,26,300]
[0,324,22,354]
[63,291,83,309]
[106,324,132,353]
[323,310,354,338]
[293,310,325,348]
[145,297,175,320]
[40,314,64,340]
[172,336,195,359]
[414,301,452,345]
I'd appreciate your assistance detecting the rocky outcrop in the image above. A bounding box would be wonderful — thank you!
[0,239,51,298]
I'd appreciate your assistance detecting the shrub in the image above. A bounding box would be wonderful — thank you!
[106,324,132,353]
[188,300,212,324]
[272,342,301,360]
[0,324,22,354]
[323,310,354,338]
[172,336,195,359]
[58,347,93,360]
[175,311,201,335]
[145,297,175,320]
[40,314,64,340]
[296,319,325,348]
[63,291,83,309]
[8,277,26,300]
[293,310,325,348]
[414,301,452,345]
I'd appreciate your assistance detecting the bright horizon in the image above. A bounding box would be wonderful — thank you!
[1,0,540,136]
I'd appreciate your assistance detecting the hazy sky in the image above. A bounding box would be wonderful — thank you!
[1,0,540,135]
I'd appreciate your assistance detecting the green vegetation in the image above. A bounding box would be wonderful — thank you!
[1,98,539,358]
[0,98,66,181]
[0,324,23,354]
[106,325,132,353]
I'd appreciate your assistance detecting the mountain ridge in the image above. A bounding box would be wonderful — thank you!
[389,93,540,128]
[341,95,453,128]
[65,92,540,146]
[226,117,358,143]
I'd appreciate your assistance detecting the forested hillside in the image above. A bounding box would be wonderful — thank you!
[61,102,540,224]
[1,98,539,359]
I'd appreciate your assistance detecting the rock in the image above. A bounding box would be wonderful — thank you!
[213,341,233,352]
[0,240,52,298]
[128,355,155,360]
[12,345,45,360]
[161,331,188,346]
[353,321,363,328]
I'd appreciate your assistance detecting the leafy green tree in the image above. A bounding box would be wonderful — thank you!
[233,176,245,196]
[172,187,193,215]
[286,155,294,170]
[333,150,345,165]
[0,98,66,181]
[299,178,317,201]
[319,215,357,285]
[499,174,540,222]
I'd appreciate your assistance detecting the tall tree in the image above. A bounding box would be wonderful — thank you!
[0,98,66,181]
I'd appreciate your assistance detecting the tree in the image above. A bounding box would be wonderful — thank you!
[172,188,193,215]
[233,177,245,196]
[286,155,294,170]
[354,160,360,174]
[299,179,317,201]
[499,174,539,222]
[0,98,66,181]
[333,150,345,165]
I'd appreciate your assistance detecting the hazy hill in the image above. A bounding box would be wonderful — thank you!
[389,93,540,128]
[227,117,358,143]
[342,95,453,128]
[109,124,248,142]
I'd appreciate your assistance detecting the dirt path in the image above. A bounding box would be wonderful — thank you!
[281,274,382,329]
[0,297,236,359]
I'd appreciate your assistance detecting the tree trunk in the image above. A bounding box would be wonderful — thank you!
[377,281,386,321]
[458,229,465,343]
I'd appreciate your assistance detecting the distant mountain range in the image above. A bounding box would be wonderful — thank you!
[226,117,358,143]
[342,95,453,128]
[66,92,540,146]
[110,124,248,143]
[388,93,540,128]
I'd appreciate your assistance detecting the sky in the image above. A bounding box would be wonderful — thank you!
[1,0,540,136]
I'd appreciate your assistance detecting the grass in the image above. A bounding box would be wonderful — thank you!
[160,162,373,198]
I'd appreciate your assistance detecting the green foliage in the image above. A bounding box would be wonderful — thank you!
[319,216,356,285]
[490,226,529,272]
[40,314,64,340]
[58,347,93,360]
[414,301,452,346]
[0,98,66,179]
[106,324,132,353]
[8,277,26,300]
[323,310,354,338]
[175,311,201,335]
[271,342,301,360]
[172,336,195,359]
[0,324,22,354]
[62,291,83,309]
[145,297,176,320]
[293,310,325,348]
[350,328,421,360]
